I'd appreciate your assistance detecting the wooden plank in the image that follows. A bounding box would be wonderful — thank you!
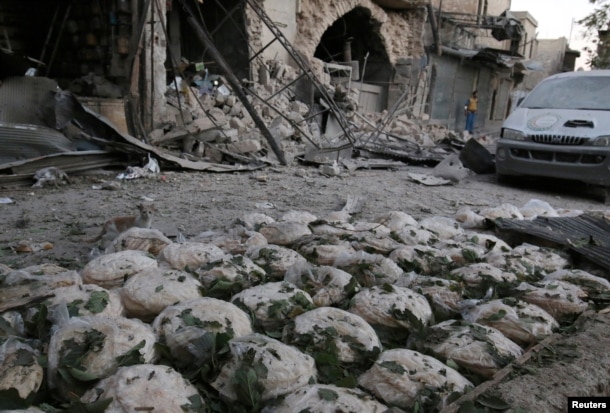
[440,334,561,413]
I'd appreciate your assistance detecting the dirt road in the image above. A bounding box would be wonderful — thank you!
[0,164,605,270]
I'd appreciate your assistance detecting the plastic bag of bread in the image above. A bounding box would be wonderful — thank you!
[462,298,558,345]
[261,383,389,413]
[80,364,205,412]
[231,281,314,335]
[158,241,225,270]
[119,267,202,321]
[152,297,253,366]
[408,319,523,378]
[80,250,158,289]
[245,244,308,280]
[211,333,316,404]
[348,284,432,345]
[0,337,44,402]
[358,348,472,410]
[47,315,157,398]
[284,262,360,307]
[282,306,381,365]
[105,227,172,256]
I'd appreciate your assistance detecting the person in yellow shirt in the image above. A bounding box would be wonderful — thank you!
[464,90,478,134]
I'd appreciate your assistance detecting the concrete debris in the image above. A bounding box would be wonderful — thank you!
[319,162,342,177]
[32,167,71,188]
[0,57,477,187]
[432,154,469,183]
[156,54,465,170]
[407,172,452,186]
[459,138,495,174]
[117,155,160,180]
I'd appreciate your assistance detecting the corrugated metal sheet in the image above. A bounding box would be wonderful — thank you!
[0,122,76,164]
[493,214,610,274]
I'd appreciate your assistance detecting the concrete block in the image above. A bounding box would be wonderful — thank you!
[225,95,237,107]
[215,93,227,106]
[149,128,165,142]
[230,104,241,117]
[319,163,342,177]
[432,153,468,183]
[188,117,220,133]
[204,145,223,163]
[222,128,239,143]
[228,139,262,154]
[229,117,247,132]
[290,101,309,116]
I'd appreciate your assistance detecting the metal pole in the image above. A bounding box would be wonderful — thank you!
[179,1,287,165]
[46,4,72,76]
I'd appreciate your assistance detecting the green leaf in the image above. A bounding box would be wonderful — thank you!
[84,291,110,314]
[379,360,407,375]
[59,329,106,375]
[14,348,36,366]
[485,309,507,322]
[67,366,99,382]
[181,309,204,327]
[462,248,480,263]
[446,358,460,371]
[115,340,146,367]
[477,395,511,410]
[67,299,85,317]
[65,397,114,413]
[205,279,240,299]
[335,375,357,388]
[232,366,263,408]
[458,400,479,413]
[317,388,339,401]
[0,317,18,336]
[267,300,291,319]
[180,394,206,412]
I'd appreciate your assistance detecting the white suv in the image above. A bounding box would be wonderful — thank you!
[495,70,610,202]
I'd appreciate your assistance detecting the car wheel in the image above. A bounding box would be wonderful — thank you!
[598,186,610,205]
[496,173,516,186]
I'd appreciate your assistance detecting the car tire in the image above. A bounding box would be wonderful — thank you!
[598,186,610,205]
[496,173,516,186]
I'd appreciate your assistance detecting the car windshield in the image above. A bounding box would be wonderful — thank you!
[521,75,610,110]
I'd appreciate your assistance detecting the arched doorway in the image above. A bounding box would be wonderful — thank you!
[314,6,391,112]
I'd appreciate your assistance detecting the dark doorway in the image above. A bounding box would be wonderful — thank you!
[313,6,390,86]
[169,0,250,82]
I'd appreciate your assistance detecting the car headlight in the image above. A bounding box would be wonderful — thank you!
[592,135,610,146]
[501,128,526,141]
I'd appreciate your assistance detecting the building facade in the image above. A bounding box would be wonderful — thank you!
[0,0,528,138]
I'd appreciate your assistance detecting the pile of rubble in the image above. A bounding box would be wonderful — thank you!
[0,56,487,188]
[149,58,466,168]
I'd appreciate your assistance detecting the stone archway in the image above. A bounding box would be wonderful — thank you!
[295,0,390,65]
[294,0,427,112]
[313,6,390,85]
[295,0,426,66]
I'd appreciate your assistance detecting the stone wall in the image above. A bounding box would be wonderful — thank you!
[429,0,510,16]
[294,0,426,67]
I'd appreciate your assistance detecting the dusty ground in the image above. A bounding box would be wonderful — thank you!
[0,164,607,270]
[1,163,609,412]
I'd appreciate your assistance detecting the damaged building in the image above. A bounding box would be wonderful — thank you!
[0,0,529,184]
